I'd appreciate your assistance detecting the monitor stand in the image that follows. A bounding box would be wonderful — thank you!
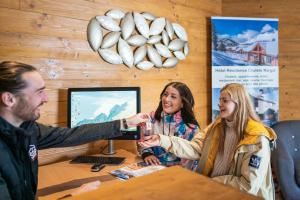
[102,139,116,155]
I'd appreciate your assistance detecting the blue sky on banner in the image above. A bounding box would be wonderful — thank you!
[212,17,278,45]
[212,17,278,35]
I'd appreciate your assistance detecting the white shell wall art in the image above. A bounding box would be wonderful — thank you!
[155,43,172,58]
[174,51,186,60]
[142,12,156,21]
[96,16,121,31]
[98,49,123,65]
[118,38,134,67]
[165,20,174,39]
[147,45,162,67]
[101,32,121,48]
[149,17,165,36]
[87,19,103,51]
[106,9,125,20]
[184,42,189,56]
[168,39,185,51]
[172,23,188,41]
[163,57,179,68]
[162,30,169,46]
[127,34,147,46]
[147,35,162,44]
[87,10,190,70]
[134,12,150,39]
[136,61,154,70]
[121,12,134,40]
[134,45,147,65]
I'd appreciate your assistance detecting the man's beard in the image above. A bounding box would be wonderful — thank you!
[13,96,41,122]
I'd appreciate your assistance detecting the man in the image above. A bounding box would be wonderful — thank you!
[0,61,147,200]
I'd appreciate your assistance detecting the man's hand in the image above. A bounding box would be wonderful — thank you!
[126,113,150,127]
[71,180,101,196]
[138,135,160,148]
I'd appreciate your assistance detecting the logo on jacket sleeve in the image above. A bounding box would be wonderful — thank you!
[28,144,37,161]
[249,155,261,169]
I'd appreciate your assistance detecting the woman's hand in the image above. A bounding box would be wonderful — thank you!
[139,135,161,148]
[144,155,161,165]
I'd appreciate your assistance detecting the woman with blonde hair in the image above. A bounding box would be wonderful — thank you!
[140,83,277,200]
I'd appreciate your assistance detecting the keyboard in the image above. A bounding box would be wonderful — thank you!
[70,156,125,165]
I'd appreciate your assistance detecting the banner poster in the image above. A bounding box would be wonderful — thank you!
[211,17,279,127]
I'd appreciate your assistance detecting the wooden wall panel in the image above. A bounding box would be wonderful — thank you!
[0,0,19,9]
[0,0,221,164]
[222,0,300,121]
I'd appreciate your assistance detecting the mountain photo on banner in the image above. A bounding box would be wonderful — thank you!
[212,18,278,66]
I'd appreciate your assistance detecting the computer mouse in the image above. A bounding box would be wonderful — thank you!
[91,164,105,172]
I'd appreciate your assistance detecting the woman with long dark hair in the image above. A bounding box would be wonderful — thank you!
[140,82,200,168]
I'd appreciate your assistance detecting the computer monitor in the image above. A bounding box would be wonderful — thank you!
[67,87,141,154]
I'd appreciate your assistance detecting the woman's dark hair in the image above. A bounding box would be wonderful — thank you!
[0,61,37,94]
[154,82,199,127]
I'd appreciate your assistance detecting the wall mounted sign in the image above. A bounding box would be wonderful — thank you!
[87,9,189,70]
[211,17,279,126]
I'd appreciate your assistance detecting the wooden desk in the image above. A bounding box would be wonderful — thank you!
[37,149,141,200]
[71,166,261,200]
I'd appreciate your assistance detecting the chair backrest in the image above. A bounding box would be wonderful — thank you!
[271,120,300,200]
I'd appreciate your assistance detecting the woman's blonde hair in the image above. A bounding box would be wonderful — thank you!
[220,83,260,139]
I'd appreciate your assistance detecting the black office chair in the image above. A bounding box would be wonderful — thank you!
[271,120,300,200]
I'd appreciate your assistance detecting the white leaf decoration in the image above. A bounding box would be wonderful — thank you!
[142,12,156,21]
[165,20,174,39]
[98,49,123,65]
[162,30,169,46]
[101,32,121,49]
[118,38,134,68]
[136,61,154,70]
[96,15,121,31]
[127,35,147,46]
[147,35,162,44]
[174,51,186,60]
[155,43,172,58]
[134,12,150,39]
[163,57,179,68]
[89,10,189,69]
[134,45,147,65]
[149,17,165,36]
[106,9,125,19]
[147,45,162,67]
[121,12,135,40]
[184,42,189,56]
[87,18,103,51]
[168,39,185,51]
[172,23,188,41]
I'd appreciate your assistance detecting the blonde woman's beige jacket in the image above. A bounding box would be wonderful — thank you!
[158,119,277,200]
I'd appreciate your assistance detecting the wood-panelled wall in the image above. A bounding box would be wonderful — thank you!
[0,0,221,164]
[2,0,299,164]
[222,0,300,120]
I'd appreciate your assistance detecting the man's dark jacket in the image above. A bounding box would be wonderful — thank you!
[0,117,122,200]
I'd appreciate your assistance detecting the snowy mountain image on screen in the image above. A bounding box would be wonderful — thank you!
[212,18,278,66]
[75,102,128,126]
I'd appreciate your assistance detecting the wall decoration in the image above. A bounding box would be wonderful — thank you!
[40,59,64,79]
[87,9,189,70]
[211,17,279,126]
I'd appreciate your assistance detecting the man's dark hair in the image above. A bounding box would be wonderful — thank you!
[0,61,37,94]
[154,82,199,128]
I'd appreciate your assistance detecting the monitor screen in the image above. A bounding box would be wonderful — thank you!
[67,87,141,140]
